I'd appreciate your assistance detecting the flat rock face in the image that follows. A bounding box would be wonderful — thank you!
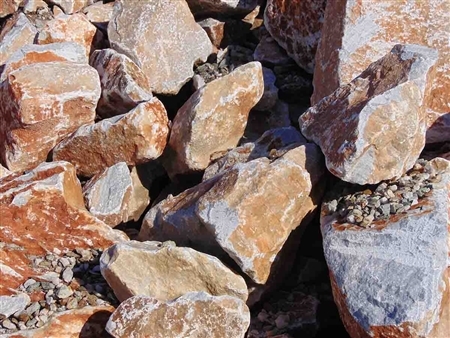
[89,48,153,118]
[186,0,258,17]
[264,0,327,73]
[254,67,278,111]
[0,13,37,65]
[321,164,450,338]
[164,61,264,178]
[0,161,128,296]
[0,61,100,172]
[83,1,115,30]
[100,240,248,302]
[300,44,438,185]
[106,292,250,338]
[312,0,450,144]
[108,0,212,95]
[53,98,169,177]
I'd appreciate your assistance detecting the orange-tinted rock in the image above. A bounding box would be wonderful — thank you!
[89,48,153,118]
[0,13,37,65]
[0,0,21,17]
[45,0,90,14]
[107,0,212,95]
[199,18,225,49]
[312,0,450,144]
[0,61,100,172]
[0,161,128,296]
[164,61,264,178]
[264,0,327,73]
[300,44,438,185]
[186,0,258,17]
[83,1,114,30]
[53,98,169,177]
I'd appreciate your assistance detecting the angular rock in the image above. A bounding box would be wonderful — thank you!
[321,162,450,337]
[199,18,225,49]
[253,32,292,66]
[89,48,152,118]
[83,1,114,30]
[100,240,248,302]
[22,0,49,14]
[0,61,100,172]
[0,293,30,318]
[0,161,127,296]
[53,98,169,177]
[0,13,37,66]
[264,0,327,73]
[0,165,12,179]
[0,0,21,17]
[300,44,438,185]
[45,0,90,14]
[106,293,250,338]
[312,0,450,144]
[127,166,151,222]
[254,67,278,111]
[186,0,258,17]
[108,0,212,95]
[164,61,264,178]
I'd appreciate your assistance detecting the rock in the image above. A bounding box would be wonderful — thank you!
[186,0,258,17]
[253,67,278,111]
[312,0,450,144]
[199,18,225,49]
[21,0,48,14]
[45,0,90,14]
[264,0,327,73]
[100,240,248,302]
[37,13,100,57]
[89,48,153,118]
[108,0,212,95]
[0,0,21,17]
[0,165,12,179]
[141,144,325,284]
[53,98,169,177]
[0,161,128,296]
[55,285,73,299]
[253,32,292,66]
[164,61,264,178]
[0,293,30,318]
[0,13,37,66]
[127,166,151,222]
[0,61,100,172]
[83,1,114,30]
[321,162,450,337]
[106,293,250,338]
[299,44,438,185]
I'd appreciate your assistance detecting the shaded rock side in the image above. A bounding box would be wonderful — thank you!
[186,0,258,17]
[45,0,90,14]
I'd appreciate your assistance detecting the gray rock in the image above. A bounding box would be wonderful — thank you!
[0,293,30,318]
[62,267,74,283]
[56,285,73,299]
[253,67,278,111]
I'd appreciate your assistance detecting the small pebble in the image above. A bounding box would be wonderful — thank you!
[62,268,74,283]
[56,285,73,299]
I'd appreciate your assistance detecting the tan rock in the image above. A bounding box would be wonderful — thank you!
[106,293,250,338]
[45,0,90,14]
[312,0,450,144]
[199,18,225,49]
[0,13,37,66]
[53,98,169,177]
[108,0,212,95]
[264,0,327,73]
[22,0,49,14]
[186,0,258,17]
[83,1,114,30]
[0,0,21,18]
[164,61,264,178]
[0,165,12,179]
[128,166,150,222]
[300,44,438,185]
[100,240,248,302]
[0,161,128,296]
[89,48,153,118]
[0,61,100,172]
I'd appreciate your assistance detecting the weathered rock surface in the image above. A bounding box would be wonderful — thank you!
[45,0,90,14]
[254,67,278,111]
[83,1,114,30]
[321,162,450,338]
[164,61,264,178]
[312,0,450,144]
[106,292,250,338]
[53,98,169,177]
[300,44,438,185]
[199,18,225,49]
[253,31,292,66]
[264,0,327,73]
[0,0,21,18]
[0,61,100,172]
[0,165,12,179]
[0,293,30,318]
[0,161,127,296]
[0,13,37,66]
[100,240,248,302]
[108,0,212,95]
[89,48,152,118]
[186,0,258,17]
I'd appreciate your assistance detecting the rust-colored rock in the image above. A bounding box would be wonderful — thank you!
[199,18,225,49]
[0,0,21,18]
[312,0,450,144]
[0,161,128,296]
[300,44,438,185]
[53,98,169,177]
[264,0,327,73]
[0,61,100,172]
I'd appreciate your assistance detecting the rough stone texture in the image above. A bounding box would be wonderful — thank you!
[264,0,327,73]
[83,1,114,30]
[186,0,258,17]
[254,67,278,111]
[0,13,37,66]
[7,306,114,338]
[127,166,151,223]
[22,0,49,14]
[53,98,169,177]
[0,165,12,179]
[0,293,30,318]
[89,48,153,118]
[106,292,250,338]
[312,0,450,144]
[253,32,292,66]
[0,0,21,18]
[0,161,128,296]
[0,42,88,81]
[45,0,90,14]
[0,61,100,172]
[141,144,325,284]
[198,18,225,49]
[164,61,264,178]
[321,164,450,338]
[300,44,438,185]
[100,240,248,302]
[108,0,212,95]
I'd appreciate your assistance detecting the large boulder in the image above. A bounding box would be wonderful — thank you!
[300,44,438,185]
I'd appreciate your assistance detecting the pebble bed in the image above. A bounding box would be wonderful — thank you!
[0,248,116,334]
